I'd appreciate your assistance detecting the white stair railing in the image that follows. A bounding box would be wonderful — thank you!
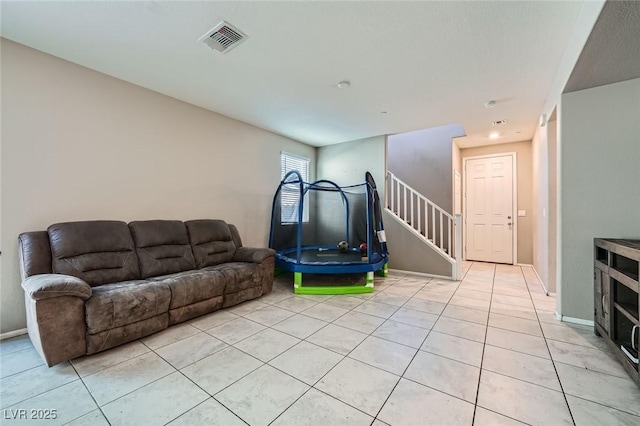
[386,171,461,275]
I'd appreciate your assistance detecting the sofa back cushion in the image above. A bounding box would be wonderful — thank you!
[48,221,140,286]
[18,231,53,280]
[186,220,236,268]
[129,220,196,278]
[228,224,243,249]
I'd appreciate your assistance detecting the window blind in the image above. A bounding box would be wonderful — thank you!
[280,152,310,223]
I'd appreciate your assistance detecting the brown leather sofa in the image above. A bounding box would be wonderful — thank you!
[18,219,275,367]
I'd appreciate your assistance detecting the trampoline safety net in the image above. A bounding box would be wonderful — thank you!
[269,171,388,273]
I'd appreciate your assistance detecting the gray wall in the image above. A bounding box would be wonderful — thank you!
[316,136,385,197]
[548,117,558,294]
[317,135,455,277]
[452,141,462,214]
[532,122,550,292]
[387,124,465,213]
[383,211,453,277]
[559,78,640,320]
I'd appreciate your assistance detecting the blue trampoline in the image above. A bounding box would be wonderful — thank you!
[269,171,388,294]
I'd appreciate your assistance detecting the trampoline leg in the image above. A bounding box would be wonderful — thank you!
[365,271,374,288]
[294,272,302,289]
[375,262,389,278]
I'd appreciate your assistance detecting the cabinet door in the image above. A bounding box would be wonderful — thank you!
[595,268,610,333]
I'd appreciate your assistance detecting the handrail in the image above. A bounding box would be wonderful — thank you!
[386,171,457,260]
[387,172,453,220]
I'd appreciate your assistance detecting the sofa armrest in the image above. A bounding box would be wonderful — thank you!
[233,247,276,264]
[22,274,92,301]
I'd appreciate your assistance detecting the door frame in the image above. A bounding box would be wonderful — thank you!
[462,152,518,264]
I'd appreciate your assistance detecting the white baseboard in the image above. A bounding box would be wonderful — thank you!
[0,328,28,341]
[388,268,453,281]
[558,315,594,327]
[517,263,549,295]
[531,266,550,295]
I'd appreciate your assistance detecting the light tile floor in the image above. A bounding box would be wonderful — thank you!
[1,262,639,425]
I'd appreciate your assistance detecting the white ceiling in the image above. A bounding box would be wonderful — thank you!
[1,1,588,148]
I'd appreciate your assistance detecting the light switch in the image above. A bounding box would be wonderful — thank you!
[518,210,526,217]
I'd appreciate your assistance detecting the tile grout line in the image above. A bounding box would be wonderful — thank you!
[481,338,553,362]
[210,273,412,424]
[336,279,433,383]
[161,397,249,426]
[291,274,438,423]
[479,267,555,426]
[163,354,252,426]
[83,356,176,407]
[16,266,629,426]
[206,280,464,391]
[0,272,410,417]
[266,273,425,425]
[82,339,250,424]
[471,262,497,425]
[181,269,639,423]
[70,361,113,426]
[368,265,471,422]
[563,393,640,419]
[551,358,636,381]
[0,368,82,412]
[84,273,430,423]
[156,341,257,425]
[518,265,577,426]
[0,360,44,381]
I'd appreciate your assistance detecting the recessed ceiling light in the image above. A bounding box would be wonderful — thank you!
[484,100,496,108]
[337,81,351,89]
[489,132,500,139]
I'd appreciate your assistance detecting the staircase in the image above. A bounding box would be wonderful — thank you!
[385,171,462,280]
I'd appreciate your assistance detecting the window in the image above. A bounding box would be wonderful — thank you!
[280,152,310,223]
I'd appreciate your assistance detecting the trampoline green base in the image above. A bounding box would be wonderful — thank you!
[376,262,389,277]
[292,271,375,295]
[294,285,374,295]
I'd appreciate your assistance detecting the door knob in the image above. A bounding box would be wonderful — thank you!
[507,216,512,219]
[507,222,512,226]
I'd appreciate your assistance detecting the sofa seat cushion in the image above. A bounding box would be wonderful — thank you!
[205,262,263,294]
[152,270,226,310]
[86,314,168,355]
[223,287,263,308]
[169,297,223,325]
[85,280,171,334]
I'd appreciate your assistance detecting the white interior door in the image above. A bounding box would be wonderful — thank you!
[464,154,514,264]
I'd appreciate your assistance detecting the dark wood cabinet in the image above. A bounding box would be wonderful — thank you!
[594,238,639,387]
[594,267,610,332]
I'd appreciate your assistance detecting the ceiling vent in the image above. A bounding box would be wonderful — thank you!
[199,21,247,53]
[491,119,507,126]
